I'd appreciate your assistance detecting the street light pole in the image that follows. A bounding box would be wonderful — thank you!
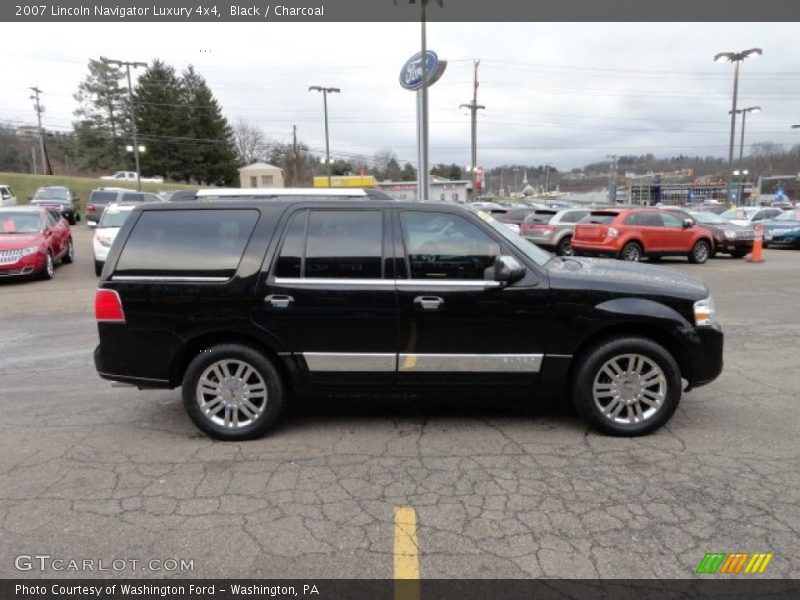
[460,59,485,202]
[309,86,340,187]
[104,57,147,191]
[731,106,760,205]
[714,48,762,203]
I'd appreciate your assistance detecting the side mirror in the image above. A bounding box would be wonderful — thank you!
[683,218,694,228]
[494,255,525,284]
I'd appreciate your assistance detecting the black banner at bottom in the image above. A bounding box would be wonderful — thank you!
[3,579,800,600]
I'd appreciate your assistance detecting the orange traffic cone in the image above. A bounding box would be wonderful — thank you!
[748,224,764,263]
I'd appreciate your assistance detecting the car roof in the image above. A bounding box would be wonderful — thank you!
[104,202,139,211]
[36,185,69,190]
[92,187,135,192]
[134,198,472,212]
[0,205,50,213]
[196,187,373,198]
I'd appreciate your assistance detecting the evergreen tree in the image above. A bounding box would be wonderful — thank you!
[72,58,129,171]
[132,60,184,179]
[181,66,238,185]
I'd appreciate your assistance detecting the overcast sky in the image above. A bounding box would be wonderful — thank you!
[2,22,799,171]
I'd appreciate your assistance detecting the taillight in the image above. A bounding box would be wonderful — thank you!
[87,204,96,213]
[95,289,125,323]
[607,227,619,238]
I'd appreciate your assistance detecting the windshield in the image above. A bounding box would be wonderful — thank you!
[99,208,134,228]
[773,210,800,222]
[476,210,552,266]
[1,213,42,234]
[689,210,726,224]
[721,208,755,219]
[33,189,69,201]
[90,191,119,204]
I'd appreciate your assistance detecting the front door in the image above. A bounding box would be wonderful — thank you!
[256,207,398,385]
[394,209,549,387]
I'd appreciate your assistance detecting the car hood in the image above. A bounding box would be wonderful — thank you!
[0,233,42,249]
[761,219,800,229]
[706,222,750,232]
[546,256,708,301]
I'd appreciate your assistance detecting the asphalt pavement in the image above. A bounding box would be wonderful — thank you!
[0,224,798,579]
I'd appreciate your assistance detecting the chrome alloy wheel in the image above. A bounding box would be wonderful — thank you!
[45,252,54,278]
[67,239,74,261]
[195,359,268,429]
[592,353,667,425]
[622,244,641,261]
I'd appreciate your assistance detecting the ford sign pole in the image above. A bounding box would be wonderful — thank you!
[419,0,429,202]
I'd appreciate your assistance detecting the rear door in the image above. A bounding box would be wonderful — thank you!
[658,211,691,252]
[255,207,398,385]
[394,208,549,387]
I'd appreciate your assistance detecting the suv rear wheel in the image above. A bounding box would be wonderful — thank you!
[182,344,286,441]
[620,241,643,262]
[572,336,681,436]
[556,235,573,256]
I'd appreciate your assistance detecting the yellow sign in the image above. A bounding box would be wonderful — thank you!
[313,175,378,188]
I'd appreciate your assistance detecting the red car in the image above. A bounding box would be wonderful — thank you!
[571,208,714,263]
[0,206,74,280]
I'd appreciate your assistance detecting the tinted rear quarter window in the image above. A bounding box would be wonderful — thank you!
[583,212,618,224]
[90,191,121,204]
[114,209,259,278]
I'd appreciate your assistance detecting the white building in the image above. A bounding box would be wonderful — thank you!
[238,162,285,188]
[378,178,472,202]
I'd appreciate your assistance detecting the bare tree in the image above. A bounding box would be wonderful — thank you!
[233,119,266,166]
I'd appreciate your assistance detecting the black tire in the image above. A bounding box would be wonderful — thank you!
[67,215,76,225]
[39,251,54,280]
[571,336,682,436]
[730,249,748,258]
[555,235,573,256]
[182,343,286,441]
[94,260,103,277]
[688,239,711,264]
[761,242,770,249]
[648,255,662,263]
[62,238,74,264]
[619,241,643,262]
[76,213,81,222]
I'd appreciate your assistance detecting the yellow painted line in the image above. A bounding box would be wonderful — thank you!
[394,506,420,600]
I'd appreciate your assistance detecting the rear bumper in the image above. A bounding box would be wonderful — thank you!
[94,345,171,389]
[571,240,622,257]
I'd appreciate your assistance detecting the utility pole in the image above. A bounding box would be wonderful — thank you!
[103,57,147,191]
[309,86,340,187]
[29,86,47,175]
[460,60,485,202]
[606,154,619,203]
[292,124,298,187]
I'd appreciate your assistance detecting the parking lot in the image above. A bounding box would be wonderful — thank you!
[0,223,798,579]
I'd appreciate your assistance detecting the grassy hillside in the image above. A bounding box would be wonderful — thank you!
[0,172,204,206]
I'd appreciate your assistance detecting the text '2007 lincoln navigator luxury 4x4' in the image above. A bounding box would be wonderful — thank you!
[93,189,723,440]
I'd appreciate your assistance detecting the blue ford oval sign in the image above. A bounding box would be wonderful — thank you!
[399,51,447,91]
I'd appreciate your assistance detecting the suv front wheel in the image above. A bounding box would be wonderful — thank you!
[182,344,286,441]
[572,336,682,436]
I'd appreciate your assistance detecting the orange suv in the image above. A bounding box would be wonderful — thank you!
[571,208,715,263]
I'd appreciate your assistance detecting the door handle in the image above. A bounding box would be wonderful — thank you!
[265,294,294,308]
[414,296,444,311]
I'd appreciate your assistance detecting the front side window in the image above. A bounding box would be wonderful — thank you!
[274,210,383,279]
[115,209,259,278]
[401,211,500,280]
[661,213,683,228]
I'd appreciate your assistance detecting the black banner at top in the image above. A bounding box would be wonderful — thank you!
[2,0,800,22]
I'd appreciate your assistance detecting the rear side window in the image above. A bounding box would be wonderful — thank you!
[122,193,144,202]
[523,211,556,223]
[583,212,618,224]
[274,210,383,279]
[89,191,118,204]
[559,210,588,224]
[114,209,258,279]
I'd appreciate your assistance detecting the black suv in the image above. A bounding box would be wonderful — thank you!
[29,186,81,224]
[94,193,723,440]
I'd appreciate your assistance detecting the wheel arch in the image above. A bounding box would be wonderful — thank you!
[169,331,293,389]
[566,319,691,387]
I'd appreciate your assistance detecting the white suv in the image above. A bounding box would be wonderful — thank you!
[0,185,16,206]
[92,202,137,276]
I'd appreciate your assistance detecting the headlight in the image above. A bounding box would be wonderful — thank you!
[724,231,736,240]
[96,235,112,247]
[20,246,39,257]
[694,296,716,326]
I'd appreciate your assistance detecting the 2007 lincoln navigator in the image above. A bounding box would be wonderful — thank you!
[93,188,723,440]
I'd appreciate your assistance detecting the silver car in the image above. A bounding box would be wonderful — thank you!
[520,208,590,256]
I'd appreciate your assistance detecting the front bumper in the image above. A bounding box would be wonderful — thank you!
[0,252,45,277]
[681,324,724,389]
[715,238,753,252]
